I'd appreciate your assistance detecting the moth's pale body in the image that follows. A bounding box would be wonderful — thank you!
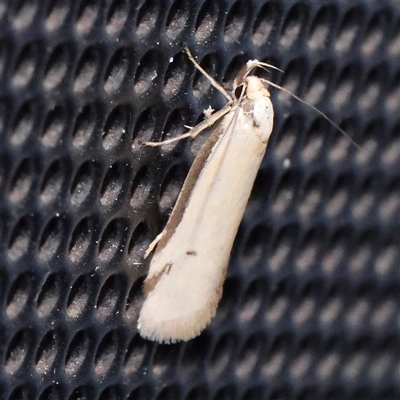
[138,61,274,343]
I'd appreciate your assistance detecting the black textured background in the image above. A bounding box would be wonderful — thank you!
[1,0,400,399]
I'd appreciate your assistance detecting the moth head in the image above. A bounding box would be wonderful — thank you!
[233,60,281,99]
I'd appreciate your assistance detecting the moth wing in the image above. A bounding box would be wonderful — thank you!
[138,101,273,343]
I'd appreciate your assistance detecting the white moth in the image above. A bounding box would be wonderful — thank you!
[137,50,276,343]
[137,49,352,343]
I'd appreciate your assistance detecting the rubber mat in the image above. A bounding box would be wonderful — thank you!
[0,1,399,399]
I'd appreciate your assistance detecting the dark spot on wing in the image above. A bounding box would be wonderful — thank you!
[164,263,172,274]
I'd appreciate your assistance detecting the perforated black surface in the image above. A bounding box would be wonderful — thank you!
[1,0,400,399]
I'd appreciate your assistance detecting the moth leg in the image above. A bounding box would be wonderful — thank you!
[144,104,232,147]
[185,47,232,102]
[144,132,194,147]
[144,231,165,258]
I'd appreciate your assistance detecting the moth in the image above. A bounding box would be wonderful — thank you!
[137,49,351,343]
